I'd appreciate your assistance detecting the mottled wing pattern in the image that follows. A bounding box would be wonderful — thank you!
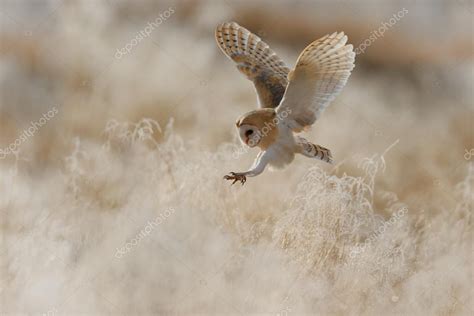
[277,32,355,132]
[215,22,290,108]
[296,136,333,164]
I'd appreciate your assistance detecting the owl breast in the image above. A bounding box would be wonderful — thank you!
[266,124,297,169]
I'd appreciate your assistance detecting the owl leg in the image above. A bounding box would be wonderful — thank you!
[296,137,333,164]
[224,151,269,185]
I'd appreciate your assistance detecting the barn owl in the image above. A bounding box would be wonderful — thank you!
[216,22,355,185]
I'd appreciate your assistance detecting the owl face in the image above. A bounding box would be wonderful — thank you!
[238,124,261,147]
[235,108,278,149]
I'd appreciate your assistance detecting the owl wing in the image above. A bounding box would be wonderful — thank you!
[276,32,355,132]
[215,22,290,109]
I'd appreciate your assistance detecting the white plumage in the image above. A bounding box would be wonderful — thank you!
[277,32,355,132]
[216,22,355,185]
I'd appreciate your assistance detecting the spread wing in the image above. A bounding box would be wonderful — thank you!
[276,32,355,132]
[215,22,290,109]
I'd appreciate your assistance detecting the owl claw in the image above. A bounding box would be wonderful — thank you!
[223,172,246,185]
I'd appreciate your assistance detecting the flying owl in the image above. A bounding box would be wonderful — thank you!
[216,22,355,185]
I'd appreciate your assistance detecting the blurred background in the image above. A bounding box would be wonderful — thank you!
[0,0,472,315]
[0,0,472,198]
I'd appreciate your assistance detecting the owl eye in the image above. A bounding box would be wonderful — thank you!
[245,130,254,137]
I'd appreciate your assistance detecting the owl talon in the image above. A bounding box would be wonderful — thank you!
[224,172,246,185]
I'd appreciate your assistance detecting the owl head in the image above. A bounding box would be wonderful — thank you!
[235,109,278,148]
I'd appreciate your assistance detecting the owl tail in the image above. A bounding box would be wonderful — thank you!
[296,137,333,164]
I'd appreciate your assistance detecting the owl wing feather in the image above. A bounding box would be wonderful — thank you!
[277,32,355,132]
[215,22,290,109]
